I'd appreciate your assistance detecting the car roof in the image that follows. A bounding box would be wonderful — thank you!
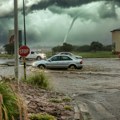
[51,54,77,59]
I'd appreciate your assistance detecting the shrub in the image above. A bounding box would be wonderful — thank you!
[24,71,49,89]
[0,82,19,120]
[49,98,62,103]
[64,105,72,111]
[30,113,56,120]
[62,97,71,102]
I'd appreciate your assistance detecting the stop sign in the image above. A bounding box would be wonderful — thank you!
[19,45,30,57]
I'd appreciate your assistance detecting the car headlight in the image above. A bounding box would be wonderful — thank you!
[32,62,37,67]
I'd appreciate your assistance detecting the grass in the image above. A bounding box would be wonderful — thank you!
[62,97,71,102]
[73,51,117,58]
[49,98,62,103]
[23,71,50,89]
[46,51,117,58]
[0,54,14,59]
[0,81,28,120]
[64,105,72,111]
[30,113,56,120]
[0,51,118,59]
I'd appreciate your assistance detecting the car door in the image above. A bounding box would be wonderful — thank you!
[60,56,73,68]
[26,51,35,59]
[46,56,61,68]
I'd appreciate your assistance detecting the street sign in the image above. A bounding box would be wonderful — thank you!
[19,45,30,57]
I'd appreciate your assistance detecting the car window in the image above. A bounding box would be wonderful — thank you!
[51,56,60,61]
[61,52,72,56]
[31,51,34,54]
[61,56,72,61]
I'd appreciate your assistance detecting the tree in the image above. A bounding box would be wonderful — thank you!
[90,41,103,52]
[4,43,14,54]
[61,43,73,52]
[52,43,73,53]
[76,45,90,52]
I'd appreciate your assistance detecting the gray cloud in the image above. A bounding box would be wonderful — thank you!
[0,0,119,19]
[29,0,120,10]
[0,0,120,47]
[98,1,117,19]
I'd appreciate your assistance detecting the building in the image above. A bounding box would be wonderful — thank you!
[8,30,22,47]
[111,28,120,54]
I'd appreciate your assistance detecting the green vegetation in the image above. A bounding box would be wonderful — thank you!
[4,43,14,55]
[46,51,117,58]
[76,51,117,58]
[0,81,27,120]
[62,97,71,102]
[50,96,71,103]
[50,98,62,103]
[30,113,56,120]
[64,105,72,111]
[0,54,14,59]
[52,42,112,53]
[0,82,19,119]
[49,41,118,58]
[23,71,50,89]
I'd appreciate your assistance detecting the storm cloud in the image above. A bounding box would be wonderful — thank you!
[0,0,120,47]
[29,0,120,9]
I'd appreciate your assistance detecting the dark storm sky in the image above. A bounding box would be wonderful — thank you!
[0,0,120,48]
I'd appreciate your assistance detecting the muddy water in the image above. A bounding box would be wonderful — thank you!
[48,58,120,120]
[0,58,120,120]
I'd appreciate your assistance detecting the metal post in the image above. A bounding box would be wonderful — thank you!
[23,0,26,45]
[14,0,19,81]
[23,0,27,80]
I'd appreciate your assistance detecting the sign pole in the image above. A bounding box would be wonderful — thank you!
[23,57,26,80]
[23,0,27,80]
[19,45,30,80]
[14,0,19,81]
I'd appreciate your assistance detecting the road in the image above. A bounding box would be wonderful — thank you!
[0,58,120,120]
[47,58,120,120]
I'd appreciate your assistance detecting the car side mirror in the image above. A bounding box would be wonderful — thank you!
[48,59,51,62]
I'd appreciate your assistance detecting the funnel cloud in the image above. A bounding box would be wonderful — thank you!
[63,16,78,43]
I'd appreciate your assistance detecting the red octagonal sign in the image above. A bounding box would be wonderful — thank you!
[19,45,30,57]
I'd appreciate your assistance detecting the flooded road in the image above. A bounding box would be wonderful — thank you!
[0,58,120,120]
[48,58,120,120]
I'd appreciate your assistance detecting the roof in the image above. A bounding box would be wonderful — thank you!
[111,28,120,32]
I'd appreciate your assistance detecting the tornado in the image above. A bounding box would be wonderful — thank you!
[63,16,78,43]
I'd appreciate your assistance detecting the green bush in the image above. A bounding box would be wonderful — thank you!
[64,105,72,111]
[30,113,56,120]
[0,82,19,120]
[24,71,49,89]
[50,98,62,103]
[62,97,71,102]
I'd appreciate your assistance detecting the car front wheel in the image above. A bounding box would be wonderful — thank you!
[36,56,41,60]
[38,64,45,69]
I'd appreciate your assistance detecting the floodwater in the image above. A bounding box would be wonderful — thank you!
[0,58,120,120]
[48,58,120,120]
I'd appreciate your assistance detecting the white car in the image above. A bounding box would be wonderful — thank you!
[20,51,46,60]
[32,54,83,70]
[57,52,82,59]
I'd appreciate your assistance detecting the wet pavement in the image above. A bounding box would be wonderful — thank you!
[0,58,120,120]
[47,58,120,120]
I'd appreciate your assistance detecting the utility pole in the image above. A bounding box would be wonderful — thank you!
[14,0,19,81]
[23,0,27,80]
[23,0,26,45]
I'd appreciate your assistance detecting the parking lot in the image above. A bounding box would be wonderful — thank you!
[0,58,120,120]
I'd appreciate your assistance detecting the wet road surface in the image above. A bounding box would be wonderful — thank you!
[48,58,120,120]
[0,58,120,120]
